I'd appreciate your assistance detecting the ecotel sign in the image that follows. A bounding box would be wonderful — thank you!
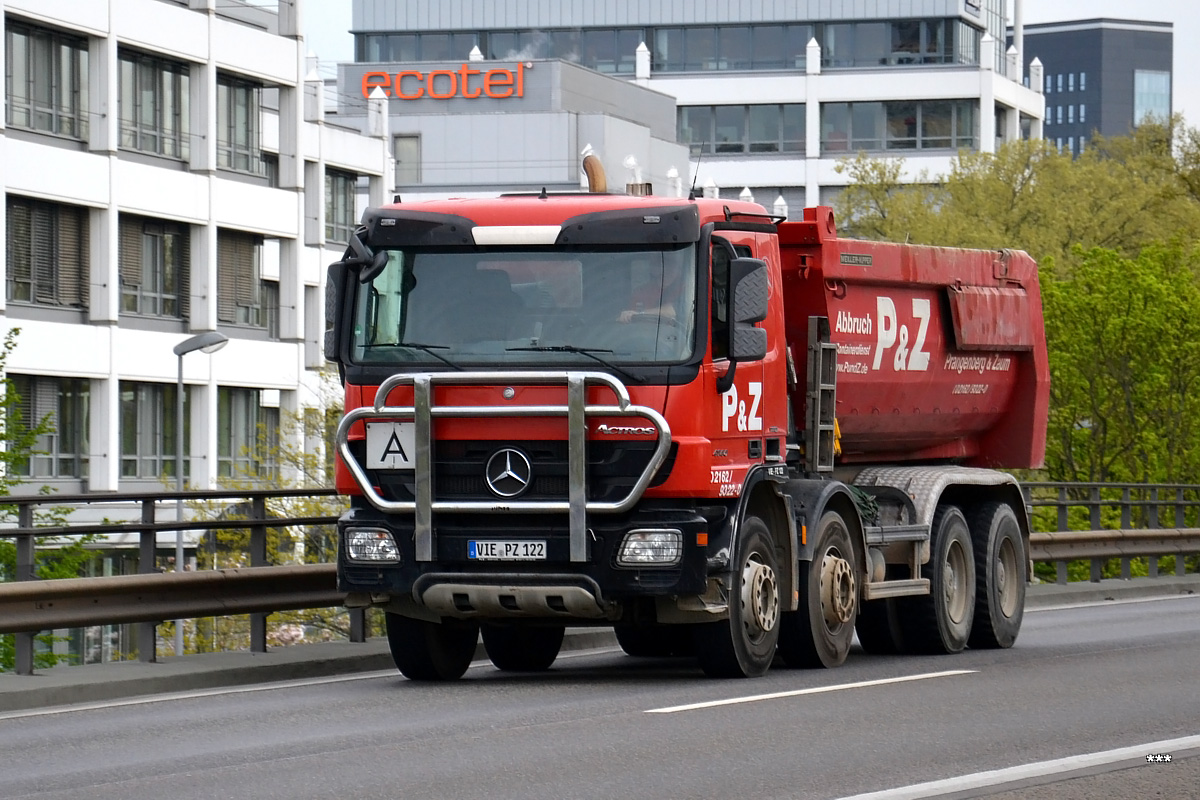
[362,63,530,100]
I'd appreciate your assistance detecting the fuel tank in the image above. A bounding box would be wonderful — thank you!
[778,207,1049,469]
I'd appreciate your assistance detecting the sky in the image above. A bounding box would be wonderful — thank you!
[301,0,1200,127]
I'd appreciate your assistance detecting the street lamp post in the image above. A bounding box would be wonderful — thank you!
[172,331,228,657]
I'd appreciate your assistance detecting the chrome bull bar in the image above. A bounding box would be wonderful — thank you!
[335,371,672,563]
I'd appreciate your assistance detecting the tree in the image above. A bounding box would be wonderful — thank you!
[1043,244,1200,484]
[833,124,1200,274]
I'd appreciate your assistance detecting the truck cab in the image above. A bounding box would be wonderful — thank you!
[325,187,1048,681]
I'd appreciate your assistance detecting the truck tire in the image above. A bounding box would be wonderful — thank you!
[967,502,1026,649]
[614,624,693,657]
[481,624,565,671]
[693,516,781,678]
[898,506,975,654]
[778,510,858,668]
[385,612,479,681]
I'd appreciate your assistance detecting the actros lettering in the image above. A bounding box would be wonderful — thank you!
[872,296,931,372]
[721,381,764,433]
[596,424,656,435]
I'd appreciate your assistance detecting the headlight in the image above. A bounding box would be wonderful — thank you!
[346,528,401,562]
[617,529,682,567]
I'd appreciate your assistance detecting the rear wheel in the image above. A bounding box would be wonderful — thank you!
[385,613,479,681]
[481,624,565,671]
[778,510,858,668]
[614,624,693,658]
[693,516,781,678]
[899,506,975,654]
[967,502,1026,649]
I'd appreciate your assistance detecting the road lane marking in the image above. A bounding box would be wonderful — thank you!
[1028,593,1200,613]
[835,733,1200,799]
[0,645,627,721]
[644,669,976,714]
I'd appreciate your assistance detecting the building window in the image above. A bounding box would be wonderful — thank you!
[1068,73,1075,92]
[217,74,262,174]
[1068,105,1074,124]
[6,195,89,308]
[217,230,277,335]
[1056,106,1063,125]
[9,375,89,478]
[1079,135,1086,152]
[1080,104,1086,123]
[1080,72,1086,91]
[1134,70,1171,126]
[1056,74,1063,92]
[821,100,976,153]
[1045,74,1052,93]
[325,168,357,244]
[5,20,89,139]
[393,135,421,187]
[120,381,187,479]
[679,104,805,156]
[218,387,279,479]
[118,49,190,159]
[119,215,189,318]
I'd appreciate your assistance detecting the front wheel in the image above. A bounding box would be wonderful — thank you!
[481,624,565,671]
[693,516,781,678]
[778,510,858,668]
[385,613,479,681]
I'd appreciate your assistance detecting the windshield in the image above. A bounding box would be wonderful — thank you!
[351,245,697,366]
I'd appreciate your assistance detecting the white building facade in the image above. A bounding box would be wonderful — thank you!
[1,0,391,497]
[348,0,1044,211]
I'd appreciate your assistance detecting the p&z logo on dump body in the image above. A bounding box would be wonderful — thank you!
[836,296,931,372]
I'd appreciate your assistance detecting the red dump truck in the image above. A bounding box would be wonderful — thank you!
[324,172,1049,680]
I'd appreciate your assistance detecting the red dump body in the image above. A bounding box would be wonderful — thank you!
[778,207,1049,469]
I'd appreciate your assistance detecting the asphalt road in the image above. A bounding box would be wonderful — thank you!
[3,594,1198,800]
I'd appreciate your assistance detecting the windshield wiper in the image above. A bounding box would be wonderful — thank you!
[398,342,463,371]
[506,345,643,384]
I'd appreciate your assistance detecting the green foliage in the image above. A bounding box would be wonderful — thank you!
[833,119,1200,273]
[1043,243,1200,483]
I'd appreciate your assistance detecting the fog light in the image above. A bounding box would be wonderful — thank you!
[617,529,682,566]
[346,528,401,562]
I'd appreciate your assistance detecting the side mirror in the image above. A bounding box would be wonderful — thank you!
[324,262,346,363]
[730,257,768,324]
[716,256,769,391]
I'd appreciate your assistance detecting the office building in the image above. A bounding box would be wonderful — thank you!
[344,0,1045,209]
[1019,18,1173,156]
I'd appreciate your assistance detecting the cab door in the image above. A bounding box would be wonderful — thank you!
[702,231,768,498]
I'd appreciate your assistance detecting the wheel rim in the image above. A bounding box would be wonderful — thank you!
[820,549,857,628]
[741,554,779,639]
[997,536,1020,617]
[943,539,969,624]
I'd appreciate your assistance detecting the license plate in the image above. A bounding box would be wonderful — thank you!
[468,540,547,561]
[365,422,416,470]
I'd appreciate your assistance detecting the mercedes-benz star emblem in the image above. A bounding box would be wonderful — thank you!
[485,448,533,498]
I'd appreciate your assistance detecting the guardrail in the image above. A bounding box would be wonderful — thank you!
[1023,482,1200,583]
[2,482,1199,676]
